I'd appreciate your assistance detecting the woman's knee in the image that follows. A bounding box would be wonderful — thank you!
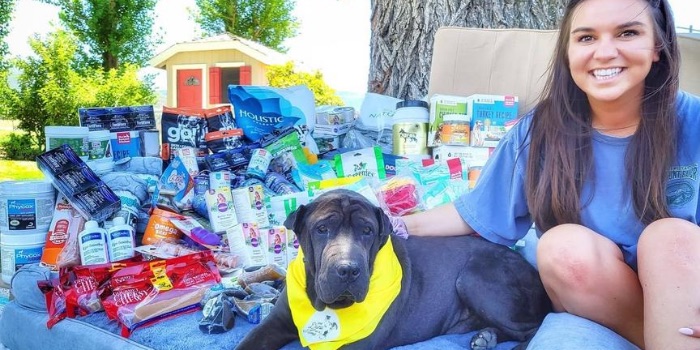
[638,218,700,274]
[537,224,616,292]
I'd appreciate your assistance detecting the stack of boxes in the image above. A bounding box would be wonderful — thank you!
[428,94,519,187]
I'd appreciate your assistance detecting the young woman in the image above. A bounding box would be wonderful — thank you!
[399,0,700,348]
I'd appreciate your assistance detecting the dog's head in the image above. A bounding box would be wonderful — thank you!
[284,189,393,310]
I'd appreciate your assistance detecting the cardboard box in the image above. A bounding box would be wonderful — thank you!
[467,94,518,148]
[432,145,492,167]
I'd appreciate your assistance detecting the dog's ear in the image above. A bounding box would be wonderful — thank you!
[284,204,306,234]
[375,207,393,241]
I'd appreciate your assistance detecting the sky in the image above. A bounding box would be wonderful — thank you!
[5,0,699,94]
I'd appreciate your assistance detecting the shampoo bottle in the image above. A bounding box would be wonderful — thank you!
[78,220,110,265]
[106,216,136,262]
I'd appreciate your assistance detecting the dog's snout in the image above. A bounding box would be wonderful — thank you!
[336,261,360,282]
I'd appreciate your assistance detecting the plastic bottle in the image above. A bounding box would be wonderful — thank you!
[106,216,136,262]
[392,100,430,161]
[78,220,110,265]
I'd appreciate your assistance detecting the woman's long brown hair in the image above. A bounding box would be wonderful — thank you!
[525,0,680,232]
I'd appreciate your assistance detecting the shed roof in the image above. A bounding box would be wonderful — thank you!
[149,33,288,69]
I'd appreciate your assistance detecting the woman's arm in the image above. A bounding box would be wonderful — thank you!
[402,203,476,237]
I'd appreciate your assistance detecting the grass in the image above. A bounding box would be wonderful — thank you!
[0,160,45,181]
[0,120,46,181]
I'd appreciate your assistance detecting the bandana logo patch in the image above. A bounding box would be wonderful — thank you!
[302,309,341,343]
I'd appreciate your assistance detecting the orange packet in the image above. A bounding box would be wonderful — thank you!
[142,208,183,245]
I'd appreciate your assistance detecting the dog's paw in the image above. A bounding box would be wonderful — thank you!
[469,328,498,350]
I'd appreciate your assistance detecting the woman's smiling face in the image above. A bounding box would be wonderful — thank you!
[567,0,660,105]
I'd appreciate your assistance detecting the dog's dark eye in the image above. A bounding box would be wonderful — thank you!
[362,226,373,235]
[317,225,329,234]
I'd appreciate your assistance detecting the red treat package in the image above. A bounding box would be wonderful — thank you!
[378,177,421,216]
[102,251,221,337]
[66,258,144,316]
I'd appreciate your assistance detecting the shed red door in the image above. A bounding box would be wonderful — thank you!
[177,69,203,108]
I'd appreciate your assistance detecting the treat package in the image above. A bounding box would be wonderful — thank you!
[38,259,143,328]
[375,176,423,216]
[198,293,236,334]
[66,259,144,317]
[102,251,221,337]
[237,264,286,289]
[38,279,69,329]
[44,194,87,270]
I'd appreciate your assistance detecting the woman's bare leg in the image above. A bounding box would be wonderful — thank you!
[537,224,645,348]
[638,218,700,349]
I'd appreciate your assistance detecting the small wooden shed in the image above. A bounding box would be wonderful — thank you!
[149,33,287,108]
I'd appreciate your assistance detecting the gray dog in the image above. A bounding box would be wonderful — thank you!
[236,189,550,350]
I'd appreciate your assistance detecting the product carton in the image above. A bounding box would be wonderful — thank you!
[432,145,492,167]
[467,94,518,148]
[427,94,468,147]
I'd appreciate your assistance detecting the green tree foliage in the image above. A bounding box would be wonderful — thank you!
[267,61,343,106]
[0,0,14,68]
[6,30,157,151]
[194,0,297,52]
[0,0,15,119]
[41,0,160,71]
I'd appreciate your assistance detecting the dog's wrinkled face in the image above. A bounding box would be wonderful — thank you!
[285,189,392,310]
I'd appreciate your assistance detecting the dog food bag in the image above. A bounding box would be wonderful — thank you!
[228,85,315,144]
[333,146,386,180]
[161,107,208,163]
[265,191,311,227]
[266,226,288,268]
[204,105,237,131]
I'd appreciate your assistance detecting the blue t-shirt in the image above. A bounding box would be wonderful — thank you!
[455,91,700,268]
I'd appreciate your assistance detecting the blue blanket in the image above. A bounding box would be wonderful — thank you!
[0,263,518,350]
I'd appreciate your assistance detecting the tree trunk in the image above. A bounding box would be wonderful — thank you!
[368,0,566,100]
[103,52,119,71]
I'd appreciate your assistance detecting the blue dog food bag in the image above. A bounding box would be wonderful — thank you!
[228,85,317,153]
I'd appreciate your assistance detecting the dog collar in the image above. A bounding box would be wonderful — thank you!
[287,238,403,349]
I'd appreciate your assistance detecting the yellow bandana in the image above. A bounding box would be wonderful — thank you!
[287,238,403,350]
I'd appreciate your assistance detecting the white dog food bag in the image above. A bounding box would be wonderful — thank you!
[265,191,311,227]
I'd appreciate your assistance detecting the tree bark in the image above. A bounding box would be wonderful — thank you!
[368,0,566,100]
